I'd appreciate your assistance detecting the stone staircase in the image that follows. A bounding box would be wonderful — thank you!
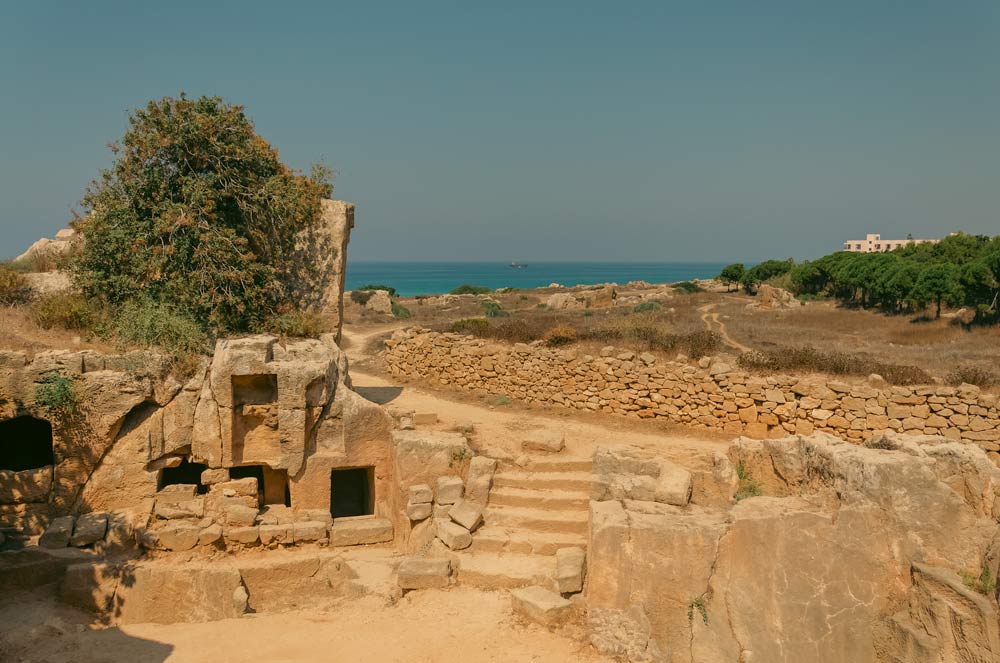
[451,456,592,590]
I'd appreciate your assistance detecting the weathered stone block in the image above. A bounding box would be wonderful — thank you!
[157,521,201,551]
[225,504,259,527]
[224,525,260,545]
[61,562,120,612]
[406,502,432,521]
[522,431,565,453]
[397,557,452,590]
[154,497,205,520]
[555,547,586,594]
[436,476,464,505]
[198,523,223,546]
[436,520,472,550]
[511,586,573,626]
[39,516,75,548]
[69,513,109,547]
[259,523,292,545]
[292,520,328,543]
[329,517,393,546]
[448,499,483,532]
[408,483,433,504]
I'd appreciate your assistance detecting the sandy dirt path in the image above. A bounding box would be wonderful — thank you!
[340,325,729,468]
[698,302,751,354]
[0,587,610,663]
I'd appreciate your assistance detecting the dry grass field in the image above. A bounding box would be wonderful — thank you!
[347,284,1000,388]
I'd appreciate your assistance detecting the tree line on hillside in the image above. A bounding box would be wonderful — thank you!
[717,233,1000,322]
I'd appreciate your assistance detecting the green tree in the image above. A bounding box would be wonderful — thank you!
[912,264,962,318]
[72,94,332,333]
[716,263,745,292]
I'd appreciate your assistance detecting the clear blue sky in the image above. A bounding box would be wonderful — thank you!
[2,1,998,263]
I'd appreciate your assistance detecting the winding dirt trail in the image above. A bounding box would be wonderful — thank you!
[698,303,751,354]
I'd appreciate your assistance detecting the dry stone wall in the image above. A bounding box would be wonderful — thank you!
[384,328,1000,454]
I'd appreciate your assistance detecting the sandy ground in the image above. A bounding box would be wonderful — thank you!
[0,587,610,663]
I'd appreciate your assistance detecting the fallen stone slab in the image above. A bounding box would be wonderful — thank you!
[436,476,464,505]
[214,478,258,498]
[522,431,565,453]
[39,516,75,549]
[295,508,334,527]
[200,468,229,485]
[511,585,573,626]
[70,513,109,547]
[397,557,451,590]
[329,517,393,546]
[555,547,586,594]
[449,500,483,532]
[157,484,198,498]
[436,520,472,551]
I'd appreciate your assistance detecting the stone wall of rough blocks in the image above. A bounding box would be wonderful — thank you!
[383,328,1000,458]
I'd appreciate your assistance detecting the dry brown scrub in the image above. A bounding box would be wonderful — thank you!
[0,305,113,357]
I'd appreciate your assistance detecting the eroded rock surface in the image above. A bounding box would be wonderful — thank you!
[587,432,1000,663]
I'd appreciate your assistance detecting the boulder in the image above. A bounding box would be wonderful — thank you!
[157,521,201,551]
[408,484,433,504]
[365,289,393,314]
[522,431,565,453]
[406,502,432,521]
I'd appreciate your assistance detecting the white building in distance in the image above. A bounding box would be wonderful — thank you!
[842,233,940,253]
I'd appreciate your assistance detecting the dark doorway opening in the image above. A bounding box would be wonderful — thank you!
[230,465,290,507]
[330,467,374,519]
[0,416,54,471]
[159,458,208,493]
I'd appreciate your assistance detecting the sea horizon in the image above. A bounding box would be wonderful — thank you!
[345,260,731,297]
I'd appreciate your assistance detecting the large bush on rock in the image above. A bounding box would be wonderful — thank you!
[72,94,333,333]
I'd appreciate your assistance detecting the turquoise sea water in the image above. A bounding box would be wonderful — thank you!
[344,262,729,297]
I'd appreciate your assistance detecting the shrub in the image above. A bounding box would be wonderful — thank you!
[391,302,411,319]
[350,290,375,305]
[737,347,930,385]
[265,309,329,338]
[482,301,509,318]
[0,264,32,305]
[358,284,396,297]
[451,318,491,335]
[104,300,209,357]
[734,462,762,501]
[963,564,997,596]
[490,394,513,406]
[31,292,97,331]
[673,281,703,294]
[687,596,709,625]
[633,301,661,313]
[947,365,999,387]
[451,284,491,295]
[72,94,332,334]
[543,324,577,347]
[35,374,79,416]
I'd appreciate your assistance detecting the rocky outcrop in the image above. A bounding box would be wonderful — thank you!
[748,283,802,310]
[385,329,1000,452]
[586,432,1000,662]
[13,228,77,267]
[315,199,354,342]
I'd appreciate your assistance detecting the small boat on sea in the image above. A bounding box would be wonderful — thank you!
[509,261,527,269]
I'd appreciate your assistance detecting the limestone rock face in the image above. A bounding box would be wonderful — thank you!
[587,432,1000,663]
[316,199,354,343]
[115,563,246,624]
[365,289,393,314]
[753,283,802,310]
[14,227,77,265]
[592,446,692,506]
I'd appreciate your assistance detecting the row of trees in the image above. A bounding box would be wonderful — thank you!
[718,233,1000,321]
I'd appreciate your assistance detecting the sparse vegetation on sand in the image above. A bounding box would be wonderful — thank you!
[737,346,930,385]
[450,284,491,295]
